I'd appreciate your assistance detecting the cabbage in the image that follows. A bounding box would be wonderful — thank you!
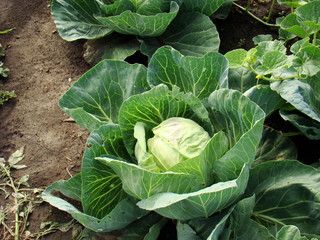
[135,117,210,171]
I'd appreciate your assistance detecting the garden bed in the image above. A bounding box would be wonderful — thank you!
[0,0,319,239]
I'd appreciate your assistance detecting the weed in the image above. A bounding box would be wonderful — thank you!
[0,147,68,240]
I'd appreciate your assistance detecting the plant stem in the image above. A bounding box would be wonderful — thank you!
[313,31,318,45]
[247,65,299,82]
[266,0,276,22]
[233,2,279,27]
[0,165,20,240]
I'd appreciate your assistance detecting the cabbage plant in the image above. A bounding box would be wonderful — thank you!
[50,0,227,62]
[42,46,320,239]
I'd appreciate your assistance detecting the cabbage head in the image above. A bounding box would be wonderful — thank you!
[135,117,210,172]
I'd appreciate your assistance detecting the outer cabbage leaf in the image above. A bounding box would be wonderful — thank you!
[119,213,167,240]
[148,46,228,100]
[139,12,220,58]
[81,124,131,218]
[42,189,148,232]
[97,131,229,200]
[98,0,172,15]
[83,33,140,65]
[42,124,136,223]
[244,85,285,117]
[246,160,320,238]
[227,195,275,240]
[186,207,235,239]
[177,222,202,240]
[96,157,204,199]
[276,225,308,240]
[136,164,249,220]
[43,173,82,202]
[280,111,320,140]
[51,0,113,41]
[208,89,266,181]
[254,127,298,165]
[59,60,149,131]
[271,76,320,123]
[96,1,179,37]
[179,0,231,16]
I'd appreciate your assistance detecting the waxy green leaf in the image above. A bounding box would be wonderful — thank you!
[255,127,297,165]
[120,213,166,240]
[140,12,220,58]
[41,191,148,232]
[51,0,112,41]
[137,165,249,220]
[148,46,228,99]
[208,89,265,181]
[177,222,202,240]
[179,0,231,15]
[280,111,320,140]
[246,160,320,237]
[81,124,130,218]
[244,85,285,116]
[96,1,179,37]
[276,225,305,240]
[271,76,320,123]
[83,33,140,65]
[59,60,148,131]
[96,157,204,199]
[227,67,257,93]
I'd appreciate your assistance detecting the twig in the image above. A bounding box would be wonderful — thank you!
[233,2,280,27]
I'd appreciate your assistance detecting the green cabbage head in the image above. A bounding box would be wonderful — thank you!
[135,117,210,172]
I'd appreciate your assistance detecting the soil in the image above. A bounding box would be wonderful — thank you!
[0,0,317,239]
[0,0,90,239]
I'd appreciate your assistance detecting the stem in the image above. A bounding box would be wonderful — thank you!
[313,31,318,45]
[266,0,276,22]
[0,165,20,240]
[233,2,279,27]
[248,65,298,82]
[2,222,15,238]
[253,212,286,226]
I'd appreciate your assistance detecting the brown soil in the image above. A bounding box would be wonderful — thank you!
[0,0,90,239]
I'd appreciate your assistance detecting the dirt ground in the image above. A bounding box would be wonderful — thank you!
[0,0,304,239]
[0,0,90,238]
